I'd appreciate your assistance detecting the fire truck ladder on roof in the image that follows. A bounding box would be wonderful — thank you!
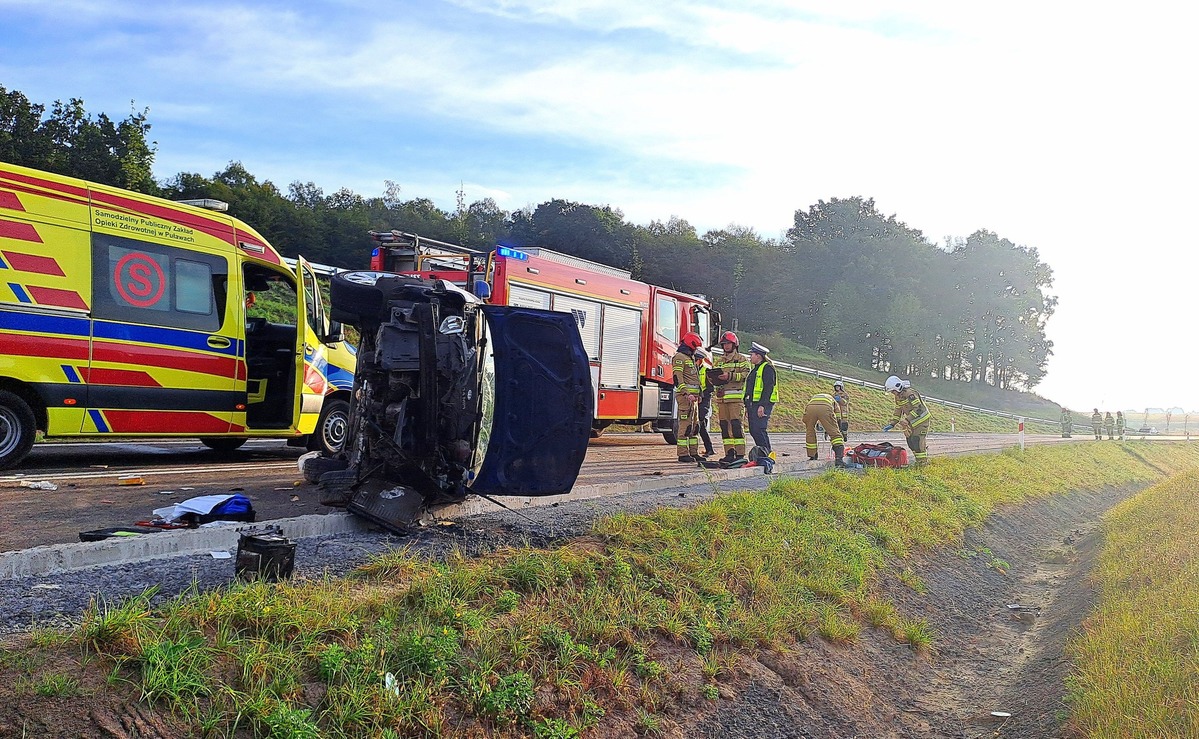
[368,231,483,274]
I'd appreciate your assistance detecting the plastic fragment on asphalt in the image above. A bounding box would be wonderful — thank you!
[19,480,57,491]
[990,711,1012,718]
[118,475,144,486]
[210,551,232,559]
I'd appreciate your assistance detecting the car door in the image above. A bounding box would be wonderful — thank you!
[471,305,593,496]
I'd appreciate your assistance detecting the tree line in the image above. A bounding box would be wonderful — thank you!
[1,86,1055,390]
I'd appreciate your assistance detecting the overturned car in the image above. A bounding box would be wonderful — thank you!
[311,271,593,531]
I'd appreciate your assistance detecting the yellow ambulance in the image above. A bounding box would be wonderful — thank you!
[0,161,354,469]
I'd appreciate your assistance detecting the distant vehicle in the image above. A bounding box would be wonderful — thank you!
[310,270,594,532]
[1135,426,1159,435]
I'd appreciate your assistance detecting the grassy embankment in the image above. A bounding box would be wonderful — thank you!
[1065,468,1199,736]
[760,367,1059,436]
[6,442,1199,737]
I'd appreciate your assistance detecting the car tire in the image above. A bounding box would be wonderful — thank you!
[0,390,37,471]
[316,467,357,506]
[200,437,248,454]
[308,397,350,455]
[330,271,391,325]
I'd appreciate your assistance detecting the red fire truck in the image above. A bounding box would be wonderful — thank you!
[369,231,717,441]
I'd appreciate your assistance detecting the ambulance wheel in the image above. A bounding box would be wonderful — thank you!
[308,397,351,455]
[0,390,36,471]
[200,437,247,454]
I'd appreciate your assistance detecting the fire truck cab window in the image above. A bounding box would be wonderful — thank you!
[657,296,678,344]
[91,234,227,332]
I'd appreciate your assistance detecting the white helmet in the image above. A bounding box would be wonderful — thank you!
[885,375,903,393]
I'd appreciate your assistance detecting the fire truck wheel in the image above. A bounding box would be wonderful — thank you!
[0,390,36,470]
[308,397,351,455]
[662,430,678,445]
[200,437,248,454]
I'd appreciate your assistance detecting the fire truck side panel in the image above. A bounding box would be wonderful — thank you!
[491,254,655,422]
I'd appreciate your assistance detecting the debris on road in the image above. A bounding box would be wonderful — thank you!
[19,480,57,491]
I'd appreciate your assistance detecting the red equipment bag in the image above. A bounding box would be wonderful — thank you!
[846,442,908,468]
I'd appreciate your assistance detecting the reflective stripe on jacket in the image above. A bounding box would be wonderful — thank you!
[747,359,779,404]
[714,351,751,400]
[891,387,932,428]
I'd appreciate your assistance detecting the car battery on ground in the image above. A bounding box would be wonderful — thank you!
[234,525,296,582]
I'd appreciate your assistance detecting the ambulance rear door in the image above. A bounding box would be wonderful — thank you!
[86,232,239,436]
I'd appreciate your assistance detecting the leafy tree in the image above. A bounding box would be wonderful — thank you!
[0,87,156,193]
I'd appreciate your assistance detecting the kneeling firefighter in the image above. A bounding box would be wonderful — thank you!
[884,375,932,465]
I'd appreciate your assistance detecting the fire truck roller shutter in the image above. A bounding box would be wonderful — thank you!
[507,284,551,310]
[599,305,640,389]
[550,295,601,361]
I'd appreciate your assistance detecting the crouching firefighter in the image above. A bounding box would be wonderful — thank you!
[804,392,846,467]
[672,332,705,462]
[884,375,932,466]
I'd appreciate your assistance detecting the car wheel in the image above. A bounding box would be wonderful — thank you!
[200,437,247,453]
[330,271,391,324]
[0,390,37,470]
[308,397,350,455]
[316,467,357,506]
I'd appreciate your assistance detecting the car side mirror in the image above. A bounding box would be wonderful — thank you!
[323,320,345,344]
[473,280,492,299]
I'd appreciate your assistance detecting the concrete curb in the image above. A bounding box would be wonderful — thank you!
[1,457,828,580]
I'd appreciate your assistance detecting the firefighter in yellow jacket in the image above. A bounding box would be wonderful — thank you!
[672,332,704,462]
[884,375,932,465]
[712,330,751,462]
[804,392,847,467]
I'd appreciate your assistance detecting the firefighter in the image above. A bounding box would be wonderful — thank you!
[712,330,751,462]
[1060,408,1072,438]
[804,391,846,466]
[672,332,704,462]
[1091,409,1102,440]
[883,375,932,466]
[1104,412,1115,440]
[693,348,716,457]
[744,342,778,458]
[832,380,851,442]
[1116,411,1126,440]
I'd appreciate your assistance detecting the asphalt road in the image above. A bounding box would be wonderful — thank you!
[1,432,1079,553]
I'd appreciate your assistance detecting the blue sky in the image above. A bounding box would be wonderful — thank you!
[3,0,1198,413]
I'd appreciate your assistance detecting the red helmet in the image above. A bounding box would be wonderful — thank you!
[682,332,703,350]
[719,330,739,347]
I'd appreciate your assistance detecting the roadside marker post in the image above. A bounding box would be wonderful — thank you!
[1018,418,1025,451]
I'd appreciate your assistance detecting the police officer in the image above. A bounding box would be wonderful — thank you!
[884,375,932,465]
[833,380,851,442]
[672,332,704,462]
[1091,409,1102,440]
[804,391,846,467]
[744,342,778,457]
[713,331,751,462]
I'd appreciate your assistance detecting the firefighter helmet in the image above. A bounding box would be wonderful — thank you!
[719,330,739,347]
[833,380,844,390]
[682,332,703,350]
[885,375,903,393]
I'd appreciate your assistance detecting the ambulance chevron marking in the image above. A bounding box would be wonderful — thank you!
[26,285,87,310]
[0,218,43,243]
[2,250,63,275]
[0,191,23,211]
[6,283,31,303]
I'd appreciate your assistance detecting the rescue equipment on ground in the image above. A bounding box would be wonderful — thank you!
[845,442,909,468]
[235,525,296,582]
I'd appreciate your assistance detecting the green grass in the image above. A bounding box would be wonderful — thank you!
[19,442,1199,737]
[1065,469,1199,736]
